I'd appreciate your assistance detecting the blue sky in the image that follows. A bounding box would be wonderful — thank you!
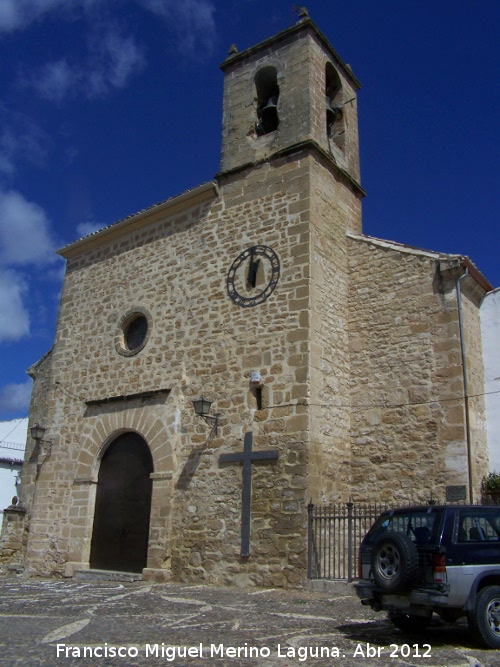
[0,0,498,419]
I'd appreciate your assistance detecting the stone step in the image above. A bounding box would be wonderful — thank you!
[74,569,143,583]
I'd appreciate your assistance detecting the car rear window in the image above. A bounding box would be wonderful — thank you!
[366,509,442,546]
[457,510,500,542]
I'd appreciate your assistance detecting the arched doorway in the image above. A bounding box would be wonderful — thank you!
[90,432,153,573]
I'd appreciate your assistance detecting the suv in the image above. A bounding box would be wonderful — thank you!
[354,504,500,648]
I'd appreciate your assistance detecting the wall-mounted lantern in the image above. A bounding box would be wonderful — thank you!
[192,397,220,437]
[30,423,52,451]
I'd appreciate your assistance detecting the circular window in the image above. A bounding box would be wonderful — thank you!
[115,308,152,357]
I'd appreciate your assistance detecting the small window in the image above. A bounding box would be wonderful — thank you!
[115,308,152,357]
[125,314,148,351]
[254,387,263,410]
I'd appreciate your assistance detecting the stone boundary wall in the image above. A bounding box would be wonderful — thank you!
[0,506,27,574]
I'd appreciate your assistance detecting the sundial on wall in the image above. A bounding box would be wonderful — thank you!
[226,245,280,308]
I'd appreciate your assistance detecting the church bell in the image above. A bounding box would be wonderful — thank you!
[259,95,279,133]
[326,96,342,135]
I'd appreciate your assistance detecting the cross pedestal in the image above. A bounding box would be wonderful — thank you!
[219,432,279,557]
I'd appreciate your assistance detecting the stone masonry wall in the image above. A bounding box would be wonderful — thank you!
[0,351,54,573]
[21,351,53,514]
[348,236,483,503]
[23,151,313,587]
[308,158,362,503]
[460,284,489,498]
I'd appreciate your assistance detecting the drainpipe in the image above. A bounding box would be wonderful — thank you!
[456,269,474,503]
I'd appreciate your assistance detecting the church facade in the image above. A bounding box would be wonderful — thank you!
[9,13,494,586]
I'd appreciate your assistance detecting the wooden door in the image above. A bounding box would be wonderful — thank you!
[90,432,153,573]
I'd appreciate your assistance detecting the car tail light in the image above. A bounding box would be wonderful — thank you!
[358,554,362,579]
[433,553,447,584]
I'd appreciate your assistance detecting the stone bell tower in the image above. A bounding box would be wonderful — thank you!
[219,8,362,187]
[217,10,365,504]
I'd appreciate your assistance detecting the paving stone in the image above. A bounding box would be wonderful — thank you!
[0,577,496,667]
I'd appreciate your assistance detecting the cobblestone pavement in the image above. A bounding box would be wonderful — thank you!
[0,577,496,667]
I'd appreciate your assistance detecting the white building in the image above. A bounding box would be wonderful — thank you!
[482,289,500,472]
[0,419,27,515]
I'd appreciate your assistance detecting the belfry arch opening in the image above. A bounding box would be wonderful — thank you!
[255,66,280,135]
[90,432,153,573]
[325,62,345,149]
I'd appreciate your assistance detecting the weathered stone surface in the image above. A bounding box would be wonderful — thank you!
[348,238,488,503]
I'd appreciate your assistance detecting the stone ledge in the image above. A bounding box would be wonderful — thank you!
[74,569,143,583]
[306,579,356,595]
[64,561,88,578]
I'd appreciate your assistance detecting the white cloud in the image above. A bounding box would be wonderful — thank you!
[0,189,57,266]
[26,25,145,102]
[139,0,216,55]
[0,188,60,341]
[31,59,77,102]
[85,26,146,98]
[6,1,215,104]
[0,0,67,32]
[0,106,48,175]
[104,29,145,89]
[0,153,14,175]
[0,379,32,417]
[0,270,30,342]
[0,0,99,33]
[76,221,104,237]
[0,0,218,55]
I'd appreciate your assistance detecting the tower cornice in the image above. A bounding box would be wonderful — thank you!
[216,138,366,198]
[220,17,361,91]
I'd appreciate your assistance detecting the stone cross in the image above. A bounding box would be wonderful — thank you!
[219,431,279,557]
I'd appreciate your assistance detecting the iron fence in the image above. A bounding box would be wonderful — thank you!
[307,501,389,581]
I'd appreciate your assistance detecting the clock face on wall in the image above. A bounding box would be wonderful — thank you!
[226,245,280,308]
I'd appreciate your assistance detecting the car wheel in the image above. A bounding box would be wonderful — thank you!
[471,585,500,649]
[388,611,432,633]
[371,532,418,592]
